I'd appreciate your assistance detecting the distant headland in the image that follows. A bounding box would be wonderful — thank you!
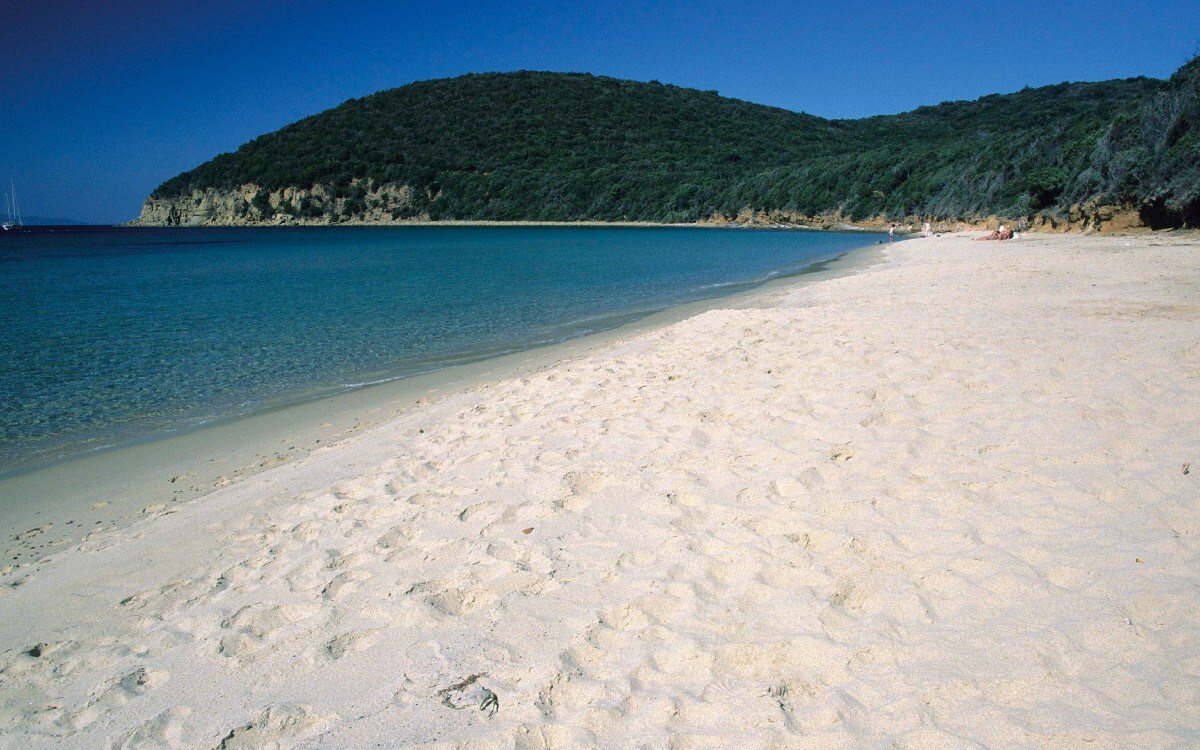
[135,61,1199,231]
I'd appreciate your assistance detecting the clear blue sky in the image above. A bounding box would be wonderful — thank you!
[2,0,1197,223]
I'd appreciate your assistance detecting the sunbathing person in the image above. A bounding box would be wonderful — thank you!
[976,224,1008,240]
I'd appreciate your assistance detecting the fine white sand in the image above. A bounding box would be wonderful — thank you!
[1,232,1197,749]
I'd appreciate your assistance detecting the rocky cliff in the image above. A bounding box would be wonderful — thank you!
[132,181,420,226]
[134,186,1143,233]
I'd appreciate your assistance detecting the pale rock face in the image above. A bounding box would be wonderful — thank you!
[132,182,417,226]
[132,182,1140,232]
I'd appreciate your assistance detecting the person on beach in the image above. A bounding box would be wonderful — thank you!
[923,221,932,237]
[977,223,1010,240]
[888,223,895,242]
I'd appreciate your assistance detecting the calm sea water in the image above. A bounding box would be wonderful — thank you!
[0,225,878,472]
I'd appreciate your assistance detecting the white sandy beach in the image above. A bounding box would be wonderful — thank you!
[1,231,1197,749]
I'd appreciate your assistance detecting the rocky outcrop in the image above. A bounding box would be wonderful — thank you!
[135,184,1150,233]
[696,205,1148,233]
[132,182,419,226]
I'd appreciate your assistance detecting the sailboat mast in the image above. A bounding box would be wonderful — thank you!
[10,181,19,227]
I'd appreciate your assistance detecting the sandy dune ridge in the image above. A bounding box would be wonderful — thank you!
[1,232,1197,748]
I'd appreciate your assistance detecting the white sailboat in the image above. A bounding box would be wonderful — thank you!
[3,181,22,231]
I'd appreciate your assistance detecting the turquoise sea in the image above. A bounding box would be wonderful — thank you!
[0,226,880,474]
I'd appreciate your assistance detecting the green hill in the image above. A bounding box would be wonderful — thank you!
[141,61,1199,228]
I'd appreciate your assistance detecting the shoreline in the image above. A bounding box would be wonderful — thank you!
[123,212,1190,234]
[1,231,1195,747]
[120,218,882,231]
[0,240,887,568]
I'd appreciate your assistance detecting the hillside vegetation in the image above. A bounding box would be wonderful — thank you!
[144,61,1199,228]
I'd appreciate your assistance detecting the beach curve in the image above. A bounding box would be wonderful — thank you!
[0,231,1197,748]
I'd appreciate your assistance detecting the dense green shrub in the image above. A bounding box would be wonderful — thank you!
[152,63,1198,226]
[250,190,274,218]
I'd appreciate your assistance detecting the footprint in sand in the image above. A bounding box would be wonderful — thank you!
[218,603,323,663]
[321,569,371,600]
[409,581,497,617]
[105,706,191,750]
[60,666,168,730]
[318,630,377,663]
[213,704,335,749]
